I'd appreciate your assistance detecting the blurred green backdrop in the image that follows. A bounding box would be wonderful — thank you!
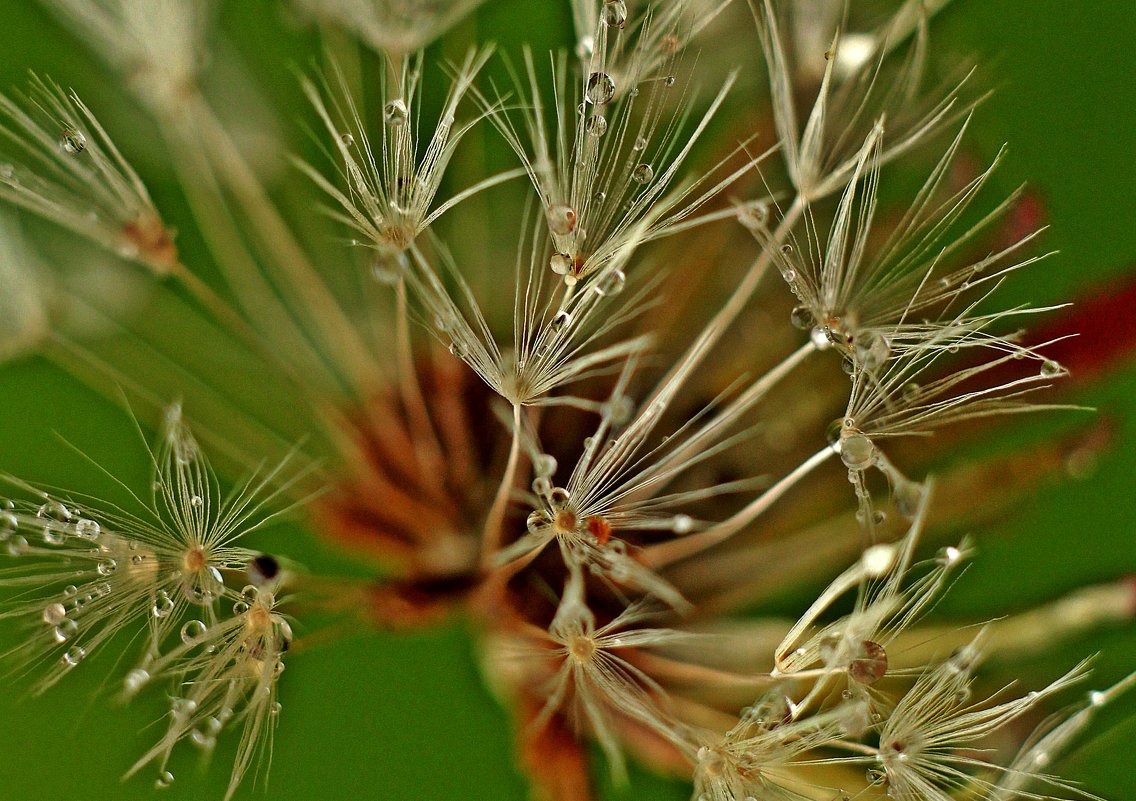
[0,1,1133,800]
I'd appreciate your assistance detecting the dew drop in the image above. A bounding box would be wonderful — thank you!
[41,603,67,628]
[233,601,250,615]
[155,771,175,789]
[1040,358,1063,378]
[809,326,831,350]
[53,618,78,643]
[585,114,608,137]
[576,35,595,61]
[1089,690,1106,707]
[855,333,891,370]
[61,645,86,667]
[632,135,647,152]
[339,132,355,147]
[631,163,654,184]
[594,268,626,297]
[736,201,769,230]
[534,453,557,478]
[789,305,812,330]
[937,545,963,567]
[664,76,676,87]
[526,510,550,532]
[866,768,887,786]
[42,525,67,546]
[59,127,87,154]
[190,494,204,508]
[601,0,627,28]
[383,99,408,126]
[848,640,888,684]
[75,518,100,540]
[0,511,16,537]
[152,590,174,619]
[549,253,572,275]
[548,203,577,235]
[671,514,693,534]
[551,309,573,332]
[532,476,552,496]
[171,697,198,718]
[549,487,571,507]
[97,558,117,576]
[181,619,207,644]
[124,667,150,695]
[6,535,28,556]
[37,500,71,523]
[586,72,615,105]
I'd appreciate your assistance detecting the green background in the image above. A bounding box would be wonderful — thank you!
[0,1,1133,799]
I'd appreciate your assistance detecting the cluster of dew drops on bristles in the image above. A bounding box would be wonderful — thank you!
[0,0,1132,800]
[0,409,295,797]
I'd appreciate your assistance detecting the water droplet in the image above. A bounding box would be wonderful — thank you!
[861,543,896,577]
[339,132,355,147]
[155,770,175,789]
[576,35,595,61]
[736,201,769,230]
[532,476,552,496]
[59,127,87,154]
[671,514,693,534]
[0,511,16,538]
[97,558,117,576]
[233,600,250,615]
[631,163,654,184]
[586,72,615,105]
[534,453,557,478]
[61,645,86,667]
[551,309,573,331]
[43,602,67,626]
[152,590,174,618]
[601,0,627,28]
[585,114,607,137]
[53,618,78,643]
[901,382,920,402]
[787,305,813,331]
[549,487,571,507]
[189,494,204,508]
[866,768,887,786]
[664,76,676,87]
[855,333,891,370]
[838,431,873,471]
[632,135,647,152]
[1040,358,1063,378]
[241,585,260,604]
[42,525,67,546]
[809,326,831,350]
[181,619,207,644]
[37,500,71,523]
[63,584,78,597]
[124,667,150,694]
[937,545,963,567]
[549,253,572,275]
[190,728,216,750]
[525,511,549,535]
[548,203,577,235]
[594,268,626,297]
[6,535,28,556]
[1089,690,1106,707]
[383,98,408,126]
[74,518,100,540]
[171,697,198,718]
[848,640,888,684]
[0,163,12,180]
